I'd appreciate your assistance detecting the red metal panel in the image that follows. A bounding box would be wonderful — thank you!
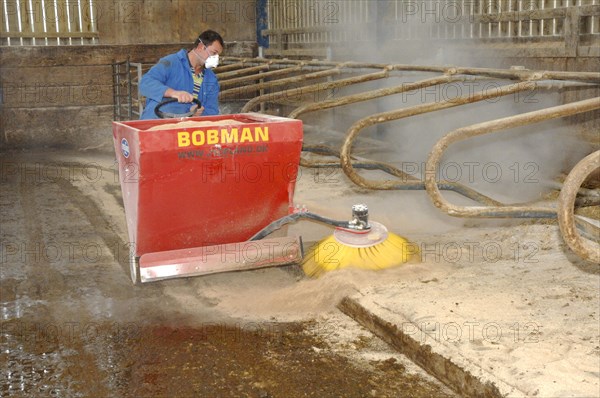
[112,113,303,256]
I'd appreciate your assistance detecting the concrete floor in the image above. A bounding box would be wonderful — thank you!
[0,149,457,397]
[1,143,598,397]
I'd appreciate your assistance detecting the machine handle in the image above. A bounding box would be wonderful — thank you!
[154,98,202,119]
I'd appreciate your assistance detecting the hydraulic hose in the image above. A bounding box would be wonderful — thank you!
[249,212,367,241]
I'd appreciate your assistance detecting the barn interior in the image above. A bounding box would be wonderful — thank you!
[1,1,599,397]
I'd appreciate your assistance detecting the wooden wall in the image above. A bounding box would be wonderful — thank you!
[98,0,256,44]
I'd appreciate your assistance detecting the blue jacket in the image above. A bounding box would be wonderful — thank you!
[139,49,220,119]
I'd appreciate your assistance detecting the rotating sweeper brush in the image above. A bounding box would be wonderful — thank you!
[251,204,420,278]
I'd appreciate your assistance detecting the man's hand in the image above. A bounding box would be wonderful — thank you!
[164,88,194,103]
[190,105,205,116]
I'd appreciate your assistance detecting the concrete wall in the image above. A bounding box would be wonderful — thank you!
[0,0,257,150]
[0,42,256,150]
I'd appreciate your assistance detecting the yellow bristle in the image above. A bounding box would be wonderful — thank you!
[302,231,420,278]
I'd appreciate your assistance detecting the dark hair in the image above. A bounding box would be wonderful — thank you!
[194,30,224,48]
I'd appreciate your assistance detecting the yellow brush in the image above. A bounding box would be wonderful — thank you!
[302,209,420,278]
[249,203,420,277]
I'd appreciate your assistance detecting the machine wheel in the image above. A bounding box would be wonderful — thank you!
[154,98,202,119]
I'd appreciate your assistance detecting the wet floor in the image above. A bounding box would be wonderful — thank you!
[1,320,458,397]
[0,150,457,397]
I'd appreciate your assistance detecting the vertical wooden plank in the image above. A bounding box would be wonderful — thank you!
[88,0,96,43]
[19,0,30,41]
[40,0,48,45]
[15,0,25,45]
[28,0,41,43]
[120,0,142,44]
[53,0,62,45]
[63,0,72,44]
[140,0,176,44]
[2,0,17,44]
[565,6,580,57]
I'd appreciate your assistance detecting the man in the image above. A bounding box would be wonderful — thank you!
[139,30,224,119]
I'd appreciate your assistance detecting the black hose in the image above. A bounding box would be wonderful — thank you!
[249,212,360,241]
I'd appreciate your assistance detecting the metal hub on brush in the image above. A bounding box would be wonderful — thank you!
[334,204,390,248]
[333,220,389,248]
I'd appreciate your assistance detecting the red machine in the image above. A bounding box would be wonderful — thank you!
[112,113,304,283]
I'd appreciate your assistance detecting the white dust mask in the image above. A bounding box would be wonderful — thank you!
[205,54,219,69]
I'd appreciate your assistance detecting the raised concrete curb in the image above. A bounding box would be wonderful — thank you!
[339,295,525,398]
